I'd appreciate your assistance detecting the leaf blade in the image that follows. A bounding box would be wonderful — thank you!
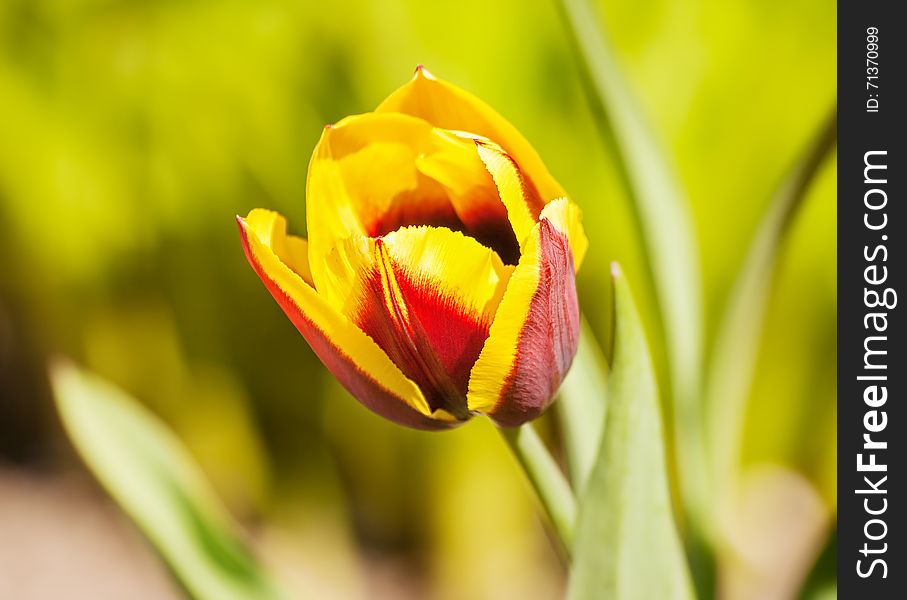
[51,360,287,600]
[558,0,707,526]
[568,267,694,600]
[705,110,836,491]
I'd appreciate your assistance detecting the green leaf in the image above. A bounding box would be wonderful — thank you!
[51,360,287,600]
[706,111,836,490]
[568,266,694,600]
[557,317,609,493]
[558,0,707,525]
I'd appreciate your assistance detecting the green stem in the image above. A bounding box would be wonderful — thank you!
[499,424,576,559]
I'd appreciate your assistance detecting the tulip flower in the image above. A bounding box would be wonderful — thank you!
[238,67,587,429]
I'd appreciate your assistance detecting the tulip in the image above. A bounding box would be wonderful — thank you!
[238,67,587,429]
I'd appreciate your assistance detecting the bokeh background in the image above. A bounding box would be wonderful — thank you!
[0,0,835,598]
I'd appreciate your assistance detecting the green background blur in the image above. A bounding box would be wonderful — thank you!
[0,0,834,598]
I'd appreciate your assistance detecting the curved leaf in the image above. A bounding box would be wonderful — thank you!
[51,360,288,600]
[558,0,707,526]
[568,266,694,600]
[706,111,836,490]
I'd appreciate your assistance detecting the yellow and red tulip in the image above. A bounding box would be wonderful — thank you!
[238,67,587,429]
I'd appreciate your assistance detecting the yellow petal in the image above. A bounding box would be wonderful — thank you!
[376,66,566,203]
[472,136,545,247]
[243,209,313,284]
[305,112,507,291]
[417,129,522,264]
[306,113,449,286]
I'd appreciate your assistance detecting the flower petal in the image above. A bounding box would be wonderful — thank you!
[306,113,520,290]
[376,66,566,204]
[536,194,588,271]
[238,209,459,430]
[321,225,512,417]
[417,130,520,263]
[472,137,546,247]
[466,199,585,426]
[306,113,458,278]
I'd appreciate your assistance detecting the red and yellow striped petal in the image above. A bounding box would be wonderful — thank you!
[237,209,459,430]
[466,199,585,427]
[320,225,512,417]
[473,138,588,270]
[376,66,566,205]
[472,137,545,247]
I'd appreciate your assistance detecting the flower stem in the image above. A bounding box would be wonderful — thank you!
[499,424,576,560]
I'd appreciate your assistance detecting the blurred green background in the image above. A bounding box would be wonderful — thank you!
[0,0,834,598]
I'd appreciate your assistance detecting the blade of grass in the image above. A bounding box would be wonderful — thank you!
[557,317,609,493]
[568,264,694,600]
[706,109,836,493]
[557,0,708,537]
[51,360,288,600]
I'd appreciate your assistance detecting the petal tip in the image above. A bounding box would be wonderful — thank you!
[413,64,435,80]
